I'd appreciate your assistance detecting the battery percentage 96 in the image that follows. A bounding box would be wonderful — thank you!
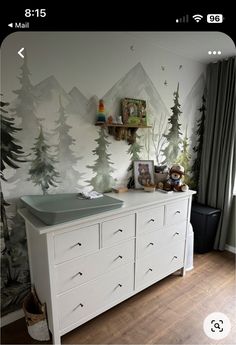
[207,14,223,23]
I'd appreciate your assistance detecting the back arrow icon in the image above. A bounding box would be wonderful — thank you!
[18,48,24,59]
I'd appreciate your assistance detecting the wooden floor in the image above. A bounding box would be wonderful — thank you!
[1,250,236,345]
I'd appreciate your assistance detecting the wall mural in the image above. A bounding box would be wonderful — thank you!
[1,56,205,316]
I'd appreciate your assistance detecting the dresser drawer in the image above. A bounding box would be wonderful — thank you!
[137,206,164,234]
[55,240,135,294]
[136,222,187,259]
[164,222,187,245]
[136,230,164,258]
[54,224,99,264]
[135,240,185,289]
[58,263,134,331]
[165,199,188,226]
[102,214,135,247]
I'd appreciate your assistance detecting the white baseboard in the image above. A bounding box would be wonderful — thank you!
[1,308,24,327]
[225,244,236,254]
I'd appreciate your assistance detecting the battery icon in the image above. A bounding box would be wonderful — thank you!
[207,14,223,23]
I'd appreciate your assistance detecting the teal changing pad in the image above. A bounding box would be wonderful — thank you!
[20,193,123,225]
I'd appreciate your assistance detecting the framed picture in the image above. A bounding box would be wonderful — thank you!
[122,98,147,125]
[133,160,155,189]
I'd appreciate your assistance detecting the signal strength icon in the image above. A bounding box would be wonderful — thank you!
[192,14,203,22]
[176,14,189,23]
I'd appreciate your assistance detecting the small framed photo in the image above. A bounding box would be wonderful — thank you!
[133,160,155,189]
[122,98,147,125]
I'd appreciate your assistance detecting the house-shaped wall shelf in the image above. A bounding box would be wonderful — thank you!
[95,123,152,144]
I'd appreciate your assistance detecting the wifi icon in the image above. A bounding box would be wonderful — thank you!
[192,14,203,22]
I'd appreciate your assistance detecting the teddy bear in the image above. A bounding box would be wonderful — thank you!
[158,164,189,192]
[138,163,152,186]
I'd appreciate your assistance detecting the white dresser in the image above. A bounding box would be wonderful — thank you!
[19,190,195,344]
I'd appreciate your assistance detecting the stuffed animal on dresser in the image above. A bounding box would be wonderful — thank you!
[158,164,189,192]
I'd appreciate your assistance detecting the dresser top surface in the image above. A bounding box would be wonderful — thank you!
[19,190,196,234]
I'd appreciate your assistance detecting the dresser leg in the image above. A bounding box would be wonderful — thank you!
[180,267,186,276]
[52,333,61,345]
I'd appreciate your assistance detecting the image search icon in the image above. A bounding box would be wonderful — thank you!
[203,312,231,340]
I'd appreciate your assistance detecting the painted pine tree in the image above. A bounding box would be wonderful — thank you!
[11,52,39,148]
[87,127,115,193]
[127,138,143,189]
[1,98,26,243]
[162,83,182,165]
[54,96,84,191]
[1,98,30,317]
[1,99,26,181]
[7,52,39,195]
[28,126,60,194]
[176,127,192,185]
[192,95,206,191]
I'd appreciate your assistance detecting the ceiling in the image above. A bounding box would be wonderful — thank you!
[126,32,236,64]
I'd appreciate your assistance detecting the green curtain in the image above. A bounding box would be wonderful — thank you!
[198,56,236,250]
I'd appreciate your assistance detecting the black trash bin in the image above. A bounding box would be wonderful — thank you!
[190,202,221,253]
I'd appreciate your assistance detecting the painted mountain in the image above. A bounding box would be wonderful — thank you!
[33,75,71,103]
[103,63,170,121]
[33,76,87,128]
[103,63,170,160]
[67,86,88,118]
[33,76,96,127]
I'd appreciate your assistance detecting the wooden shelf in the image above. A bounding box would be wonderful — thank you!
[95,123,152,143]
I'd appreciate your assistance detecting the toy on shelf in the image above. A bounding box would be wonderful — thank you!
[107,115,113,124]
[95,99,106,124]
[116,116,123,124]
[157,164,189,192]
